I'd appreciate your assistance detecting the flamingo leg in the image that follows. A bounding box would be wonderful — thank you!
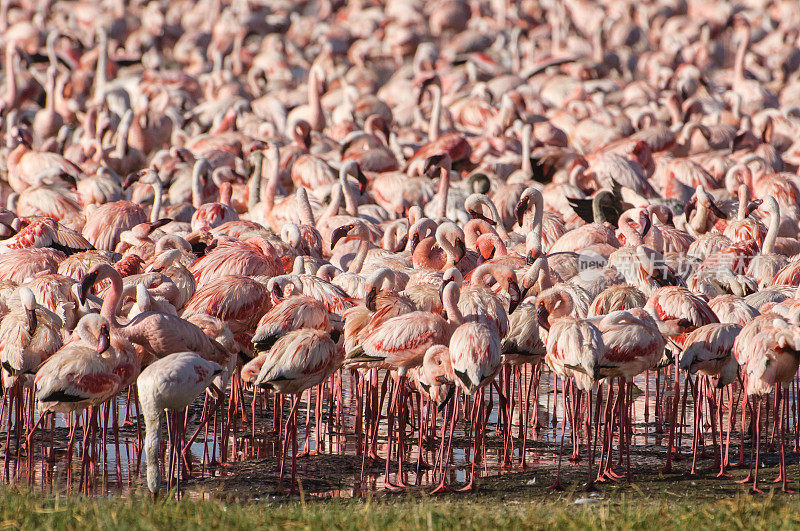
[547,379,567,491]
[459,388,486,492]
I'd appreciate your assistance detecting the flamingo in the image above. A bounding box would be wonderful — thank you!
[138,352,222,499]
[77,264,229,364]
[680,323,741,476]
[734,317,800,492]
[250,328,341,490]
[0,286,63,387]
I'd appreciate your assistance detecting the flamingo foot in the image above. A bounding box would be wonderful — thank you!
[716,470,732,478]
[429,482,450,495]
[546,479,564,491]
[384,481,405,492]
[735,473,754,484]
[457,480,476,492]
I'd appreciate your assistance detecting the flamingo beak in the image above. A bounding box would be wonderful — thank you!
[271,283,284,301]
[708,198,728,219]
[78,271,99,305]
[537,303,550,331]
[683,197,696,219]
[641,215,652,238]
[410,233,421,252]
[468,209,496,225]
[393,234,408,252]
[331,224,353,250]
[747,199,763,216]
[454,237,466,263]
[438,385,455,412]
[149,218,172,232]
[25,307,37,335]
[365,287,378,312]
[123,171,142,189]
[423,153,445,176]
[97,325,110,354]
[508,280,521,314]
[438,278,453,310]
[356,167,368,194]
[514,196,529,226]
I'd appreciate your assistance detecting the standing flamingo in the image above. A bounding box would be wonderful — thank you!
[138,352,222,499]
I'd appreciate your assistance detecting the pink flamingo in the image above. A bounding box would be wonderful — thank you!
[251,328,342,491]
[77,264,229,365]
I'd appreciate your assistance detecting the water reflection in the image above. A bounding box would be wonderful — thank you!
[0,366,773,497]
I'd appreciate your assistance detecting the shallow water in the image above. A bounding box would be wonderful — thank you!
[0,365,785,497]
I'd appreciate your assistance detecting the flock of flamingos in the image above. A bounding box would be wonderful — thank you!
[0,0,799,501]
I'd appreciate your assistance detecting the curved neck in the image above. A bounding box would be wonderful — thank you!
[470,264,495,288]
[367,269,394,296]
[339,163,359,217]
[348,234,370,274]
[219,182,232,206]
[149,177,163,223]
[44,68,56,111]
[486,199,509,239]
[428,84,442,141]
[436,227,458,268]
[592,194,608,223]
[320,184,342,224]
[443,284,464,326]
[736,186,749,220]
[763,202,780,254]
[99,267,123,327]
[114,111,132,157]
[94,31,108,101]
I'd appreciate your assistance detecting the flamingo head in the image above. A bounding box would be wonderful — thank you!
[14,127,32,149]
[514,195,530,226]
[330,223,354,250]
[78,269,101,305]
[123,168,155,189]
[19,287,37,335]
[422,153,451,176]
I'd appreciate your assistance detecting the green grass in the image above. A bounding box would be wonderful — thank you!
[2,487,800,530]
